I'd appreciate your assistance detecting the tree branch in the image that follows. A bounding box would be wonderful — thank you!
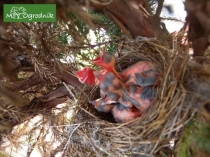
[56,70,83,88]
[5,74,44,91]
[40,86,70,102]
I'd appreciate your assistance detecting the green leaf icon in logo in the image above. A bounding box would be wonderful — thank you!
[10,6,26,19]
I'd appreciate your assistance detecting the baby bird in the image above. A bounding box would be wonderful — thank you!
[124,85,154,113]
[94,70,123,93]
[118,96,133,109]
[90,88,126,113]
[112,103,142,123]
[90,90,122,113]
[120,61,159,86]
[90,97,116,113]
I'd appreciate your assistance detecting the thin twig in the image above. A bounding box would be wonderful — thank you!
[61,124,80,154]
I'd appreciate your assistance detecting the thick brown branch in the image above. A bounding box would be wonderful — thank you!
[5,74,44,91]
[56,70,83,88]
[89,0,155,38]
[22,97,68,114]
[36,97,68,110]
[155,0,164,17]
[185,0,210,57]
[40,86,70,102]
[104,0,155,38]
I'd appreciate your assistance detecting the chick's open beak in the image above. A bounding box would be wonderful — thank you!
[76,67,96,85]
[92,50,123,80]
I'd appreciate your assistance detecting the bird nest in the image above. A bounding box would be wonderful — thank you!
[64,38,210,156]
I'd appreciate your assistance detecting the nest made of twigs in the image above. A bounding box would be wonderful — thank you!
[64,38,210,157]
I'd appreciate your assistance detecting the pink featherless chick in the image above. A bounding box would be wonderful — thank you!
[112,103,142,123]
[89,97,117,113]
[122,85,154,113]
[90,89,126,113]
[94,70,124,93]
[120,61,159,86]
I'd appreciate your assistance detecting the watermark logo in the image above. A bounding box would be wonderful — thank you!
[9,6,26,19]
[4,4,56,22]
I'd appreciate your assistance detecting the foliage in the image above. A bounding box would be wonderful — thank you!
[88,10,121,53]
[91,10,121,53]
[177,119,210,157]
[67,12,89,37]
[57,9,122,68]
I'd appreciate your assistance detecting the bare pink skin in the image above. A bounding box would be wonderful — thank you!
[120,61,157,84]
[79,55,158,123]
[112,105,142,123]
[127,86,153,112]
[94,70,109,86]
[94,70,124,93]
[76,67,96,85]
[118,96,133,109]
[100,89,106,98]
[90,97,116,113]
